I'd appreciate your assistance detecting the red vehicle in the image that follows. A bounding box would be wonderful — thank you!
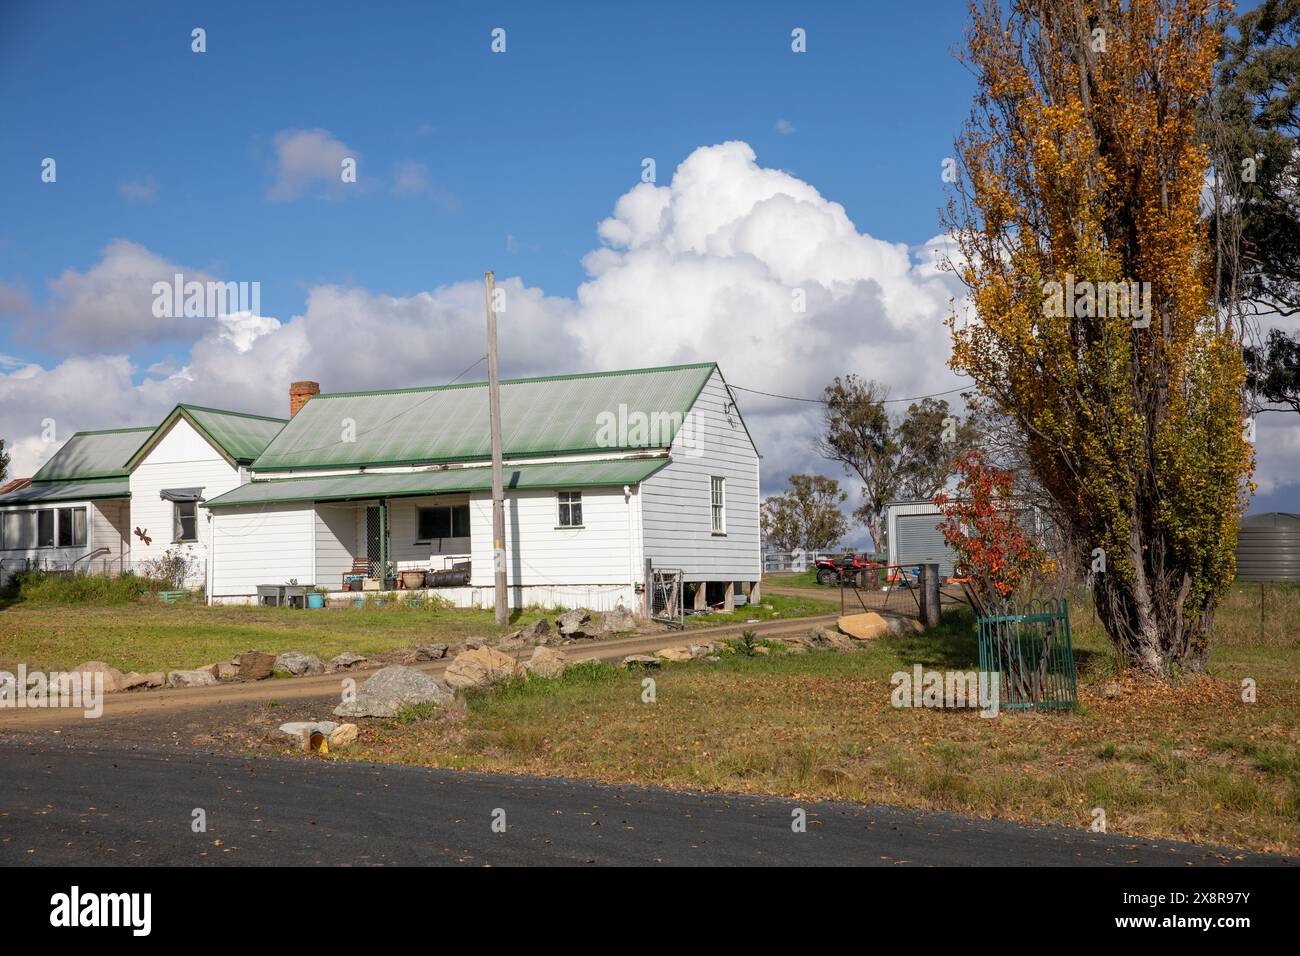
[814,553,876,587]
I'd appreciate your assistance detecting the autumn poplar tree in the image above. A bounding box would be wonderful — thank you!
[945,0,1254,675]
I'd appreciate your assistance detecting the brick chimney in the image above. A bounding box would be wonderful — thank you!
[290,381,320,417]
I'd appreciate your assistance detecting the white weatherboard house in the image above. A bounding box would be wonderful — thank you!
[0,427,153,584]
[123,405,287,587]
[202,363,762,612]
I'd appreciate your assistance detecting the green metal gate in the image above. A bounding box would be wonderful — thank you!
[978,598,1078,710]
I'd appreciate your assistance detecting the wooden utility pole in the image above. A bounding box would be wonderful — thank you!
[485,272,508,625]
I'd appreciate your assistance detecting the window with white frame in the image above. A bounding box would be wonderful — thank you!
[557,491,583,527]
[173,501,198,543]
[710,476,726,534]
[417,504,469,541]
[57,507,87,547]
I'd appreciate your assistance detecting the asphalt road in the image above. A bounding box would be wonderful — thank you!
[0,740,1291,866]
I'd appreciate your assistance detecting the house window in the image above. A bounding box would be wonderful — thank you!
[558,491,583,527]
[174,501,198,543]
[710,477,726,534]
[2,511,35,550]
[37,510,55,547]
[417,505,469,541]
[57,507,87,548]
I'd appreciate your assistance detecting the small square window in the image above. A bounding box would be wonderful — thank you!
[417,505,469,541]
[558,491,583,527]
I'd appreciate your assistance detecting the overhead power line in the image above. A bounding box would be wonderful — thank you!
[726,383,974,405]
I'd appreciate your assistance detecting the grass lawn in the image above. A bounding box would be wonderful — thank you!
[0,591,834,674]
[333,583,1300,855]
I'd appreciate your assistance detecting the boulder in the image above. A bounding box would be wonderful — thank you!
[444,647,525,690]
[71,661,126,694]
[142,672,166,688]
[236,651,276,681]
[810,625,855,652]
[654,646,694,663]
[887,617,925,636]
[522,646,567,679]
[599,607,637,634]
[687,642,716,657]
[555,609,595,639]
[516,619,551,643]
[167,668,218,688]
[273,651,325,676]
[120,671,151,691]
[330,651,367,670]
[622,654,660,669]
[494,635,530,654]
[213,661,241,681]
[329,723,359,747]
[333,665,455,718]
[415,643,448,661]
[837,612,890,641]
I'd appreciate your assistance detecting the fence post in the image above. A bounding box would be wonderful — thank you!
[920,563,941,628]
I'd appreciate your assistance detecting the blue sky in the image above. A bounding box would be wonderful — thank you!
[1,0,1295,518]
[0,0,970,368]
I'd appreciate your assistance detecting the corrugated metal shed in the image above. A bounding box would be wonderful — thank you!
[1236,512,1300,582]
[203,457,669,509]
[30,427,154,482]
[252,363,716,470]
[0,477,131,504]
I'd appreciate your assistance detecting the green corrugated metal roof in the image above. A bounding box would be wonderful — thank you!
[125,405,287,469]
[0,477,130,504]
[30,428,155,482]
[203,457,669,509]
[181,405,287,463]
[252,363,716,470]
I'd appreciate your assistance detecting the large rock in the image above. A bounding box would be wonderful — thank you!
[654,646,694,663]
[167,668,218,688]
[837,612,890,641]
[213,661,241,681]
[622,654,660,669]
[120,671,151,691]
[71,661,126,694]
[415,643,448,661]
[555,609,595,639]
[444,647,525,690]
[513,619,551,644]
[810,625,855,652]
[599,607,638,634]
[330,651,367,670]
[333,665,455,718]
[522,646,567,679]
[329,723,359,747]
[273,651,325,676]
[494,635,531,654]
[236,651,276,680]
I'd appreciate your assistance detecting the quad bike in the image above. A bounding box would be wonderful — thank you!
[814,553,876,587]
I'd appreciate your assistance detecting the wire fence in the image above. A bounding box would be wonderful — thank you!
[0,556,207,588]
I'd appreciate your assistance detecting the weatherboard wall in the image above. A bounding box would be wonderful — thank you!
[209,504,315,597]
[639,369,761,583]
[128,417,244,583]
